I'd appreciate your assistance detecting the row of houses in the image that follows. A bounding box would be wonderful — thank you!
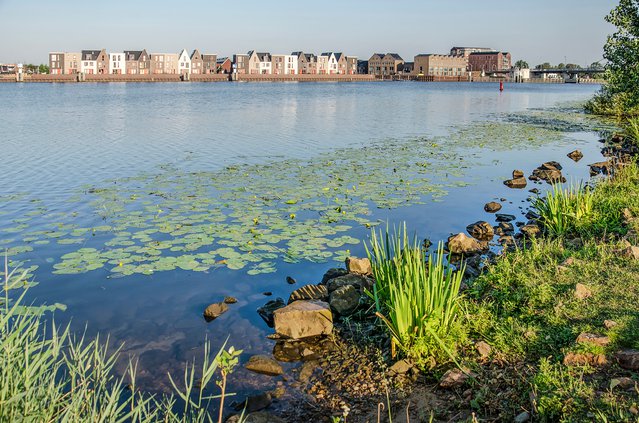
[367,47,512,77]
[49,49,359,76]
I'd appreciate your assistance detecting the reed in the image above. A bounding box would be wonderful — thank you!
[533,183,594,236]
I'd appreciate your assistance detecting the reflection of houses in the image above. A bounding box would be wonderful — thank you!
[178,49,191,75]
[468,51,511,73]
[190,49,203,74]
[368,53,404,76]
[413,54,467,77]
[124,50,150,75]
[202,54,218,74]
[109,53,125,74]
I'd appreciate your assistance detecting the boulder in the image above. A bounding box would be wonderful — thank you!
[495,213,516,222]
[576,332,610,346]
[224,296,238,304]
[604,320,618,329]
[389,359,414,375]
[512,169,525,179]
[447,233,487,255]
[326,273,372,294]
[345,256,372,275]
[529,162,566,183]
[286,276,296,285]
[563,352,607,366]
[466,221,494,241]
[567,150,584,162]
[273,300,333,339]
[329,284,360,316]
[504,177,527,189]
[484,201,502,213]
[257,298,286,327]
[245,355,284,376]
[203,302,228,322]
[288,284,328,304]
[574,283,592,300]
[616,349,639,370]
[589,160,613,176]
[320,268,348,284]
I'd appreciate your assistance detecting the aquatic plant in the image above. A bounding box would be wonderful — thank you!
[533,183,594,236]
[365,224,464,361]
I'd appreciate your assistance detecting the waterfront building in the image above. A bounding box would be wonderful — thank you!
[81,49,107,75]
[292,52,318,74]
[468,51,512,73]
[450,46,494,57]
[49,52,64,75]
[413,54,467,77]
[271,54,298,75]
[190,49,204,74]
[0,63,17,74]
[109,53,125,74]
[164,54,179,74]
[246,51,272,74]
[216,57,232,74]
[397,62,414,75]
[124,50,150,75]
[202,54,218,74]
[344,55,358,75]
[318,52,338,74]
[357,60,368,75]
[178,49,191,75]
[63,53,81,74]
[368,53,404,76]
[233,53,249,74]
[150,53,165,74]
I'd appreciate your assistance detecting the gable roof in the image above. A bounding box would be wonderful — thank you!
[81,50,102,61]
[386,53,403,60]
[190,49,202,60]
[124,50,143,61]
[256,52,271,62]
[334,53,343,61]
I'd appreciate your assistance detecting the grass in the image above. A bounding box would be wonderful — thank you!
[0,255,243,422]
[626,116,639,146]
[365,223,465,365]
[533,182,595,236]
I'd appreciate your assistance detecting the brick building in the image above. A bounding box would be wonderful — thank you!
[413,54,467,77]
[468,51,512,73]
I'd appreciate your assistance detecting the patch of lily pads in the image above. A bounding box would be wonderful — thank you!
[1,113,597,278]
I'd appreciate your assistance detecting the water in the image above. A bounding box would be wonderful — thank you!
[0,81,604,395]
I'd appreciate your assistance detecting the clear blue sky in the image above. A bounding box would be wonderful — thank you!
[0,0,614,66]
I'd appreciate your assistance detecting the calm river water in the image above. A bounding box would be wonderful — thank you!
[1,81,604,394]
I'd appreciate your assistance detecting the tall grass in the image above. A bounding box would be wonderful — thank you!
[365,224,464,361]
[625,116,639,146]
[0,256,242,422]
[533,183,594,236]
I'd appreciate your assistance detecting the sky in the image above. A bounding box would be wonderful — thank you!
[0,0,615,66]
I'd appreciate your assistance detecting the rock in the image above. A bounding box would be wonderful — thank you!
[525,210,540,221]
[498,235,516,246]
[563,352,607,366]
[495,213,516,222]
[257,298,286,327]
[298,360,318,383]
[611,377,636,390]
[616,349,639,370]
[576,332,610,346]
[203,302,228,322]
[504,177,527,189]
[329,285,360,316]
[224,296,238,304]
[512,169,525,179]
[589,160,613,176]
[520,224,541,238]
[288,284,328,304]
[326,273,372,294]
[466,221,494,241]
[574,283,592,300]
[447,233,487,255]
[475,341,492,359]
[234,392,272,413]
[542,161,563,171]
[272,338,324,362]
[604,320,618,329]
[561,257,575,267]
[345,257,372,276]
[286,276,296,285]
[484,201,502,213]
[514,411,531,423]
[622,246,639,260]
[529,162,566,184]
[226,411,286,423]
[320,268,348,284]
[273,300,333,339]
[567,150,584,162]
[439,368,473,389]
[495,222,514,236]
[245,355,284,376]
[389,359,414,375]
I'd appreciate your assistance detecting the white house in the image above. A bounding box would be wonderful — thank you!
[271,54,298,75]
[318,52,338,75]
[80,50,100,75]
[109,53,126,75]
[177,49,191,75]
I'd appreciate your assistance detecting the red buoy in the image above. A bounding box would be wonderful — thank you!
[499,81,504,92]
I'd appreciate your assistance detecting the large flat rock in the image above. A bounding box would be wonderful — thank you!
[273,300,333,339]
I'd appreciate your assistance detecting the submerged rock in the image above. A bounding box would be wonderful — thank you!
[233,392,272,413]
[345,256,372,275]
[495,213,516,222]
[245,355,284,376]
[286,276,297,285]
[589,160,613,176]
[288,284,328,304]
[447,233,487,255]
[203,302,228,322]
[484,201,502,213]
[530,161,566,183]
[273,300,333,339]
[258,298,286,327]
[466,221,494,241]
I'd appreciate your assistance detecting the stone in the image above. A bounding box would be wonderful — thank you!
[345,256,372,275]
[447,233,487,255]
[389,359,414,375]
[273,300,333,339]
[512,169,525,179]
[257,298,286,327]
[495,213,516,222]
[286,276,296,285]
[326,273,372,294]
[439,368,473,389]
[234,392,272,413]
[616,349,639,370]
[288,284,328,304]
[567,150,584,162]
[525,210,540,221]
[574,283,592,300]
[529,162,566,184]
[498,235,516,246]
[298,360,318,383]
[611,377,636,390]
[604,320,618,329]
[226,412,286,423]
[561,257,575,267]
[529,188,540,194]
[329,284,360,316]
[224,296,238,304]
[203,302,228,322]
[520,224,541,238]
[245,355,284,376]
[504,177,527,189]
[496,222,514,235]
[514,411,531,423]
[563,352,607,366]
[475,341,492,359]
[320,268,348,284]
[542,161,562,171]
[622,246,639,260]
[576,332,610,346]
[484,201,502,213]
[589,160,613,176]
[466,221,494,241]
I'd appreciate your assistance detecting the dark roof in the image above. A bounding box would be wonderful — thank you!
[190,49,202,60]
[451,46,492,50]
[304,53,316,61]
[216,57,229,64]
[124,50,143,61]
[334,52,343,61]
[81,50,102,60]
[256,52,271,61]
[291,51,303,56]
[469,51,502,56]
[387,53,403,60]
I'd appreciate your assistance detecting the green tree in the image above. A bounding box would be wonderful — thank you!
[587,0,639,115]
[535,62,552,69]
[514,59,529,69]
[38,64,49,74]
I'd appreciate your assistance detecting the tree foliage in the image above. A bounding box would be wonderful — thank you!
[587,0,639,116]
[514,59,529,69]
